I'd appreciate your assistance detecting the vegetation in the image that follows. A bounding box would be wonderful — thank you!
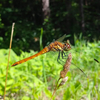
[0,0,100,99]
[0,39,100,100]
[0,0,100,54]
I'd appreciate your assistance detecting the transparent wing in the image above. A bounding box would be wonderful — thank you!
[56,34,66,42]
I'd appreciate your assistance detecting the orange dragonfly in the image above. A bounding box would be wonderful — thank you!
[11,35,71,66]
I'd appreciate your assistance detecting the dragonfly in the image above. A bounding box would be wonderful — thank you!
[11,35,71,66]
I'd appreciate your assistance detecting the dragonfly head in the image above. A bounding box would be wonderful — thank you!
[63,41,71,51]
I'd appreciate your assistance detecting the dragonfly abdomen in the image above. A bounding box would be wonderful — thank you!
[11,47,49,66]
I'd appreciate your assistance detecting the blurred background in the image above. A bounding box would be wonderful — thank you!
[0,0,100,54]
[0,0,100,100]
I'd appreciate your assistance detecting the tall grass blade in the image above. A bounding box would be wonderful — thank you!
[4,23,15,100]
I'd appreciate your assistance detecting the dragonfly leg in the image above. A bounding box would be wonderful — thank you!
[62,51,67,57]
[52,47,63,64]
[57,50,69,65]
[61,51,68,59]
[57,51,63,65]
[57,51,61,64]
[57,51,67,65]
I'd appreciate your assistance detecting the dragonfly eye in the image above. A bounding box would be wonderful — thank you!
[67,44,70,48]
[64,43,71,51]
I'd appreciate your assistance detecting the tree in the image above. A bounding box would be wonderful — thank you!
[80,0,85,34]
[42,0,50,21]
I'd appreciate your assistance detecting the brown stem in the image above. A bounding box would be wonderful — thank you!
[4,23,15,100]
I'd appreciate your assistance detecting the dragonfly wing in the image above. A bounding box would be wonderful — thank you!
[56,34,66,42]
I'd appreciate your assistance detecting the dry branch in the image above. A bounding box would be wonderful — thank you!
[50,53,72,100]
[4,23,15,100]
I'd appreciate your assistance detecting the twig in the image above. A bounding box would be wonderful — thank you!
[50,53,72,100]
[4,23,15,100]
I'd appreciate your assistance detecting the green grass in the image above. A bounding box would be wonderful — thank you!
[0,40,100,100]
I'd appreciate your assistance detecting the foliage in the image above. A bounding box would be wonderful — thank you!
[0,39,100,100]
[0,0,100,54]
